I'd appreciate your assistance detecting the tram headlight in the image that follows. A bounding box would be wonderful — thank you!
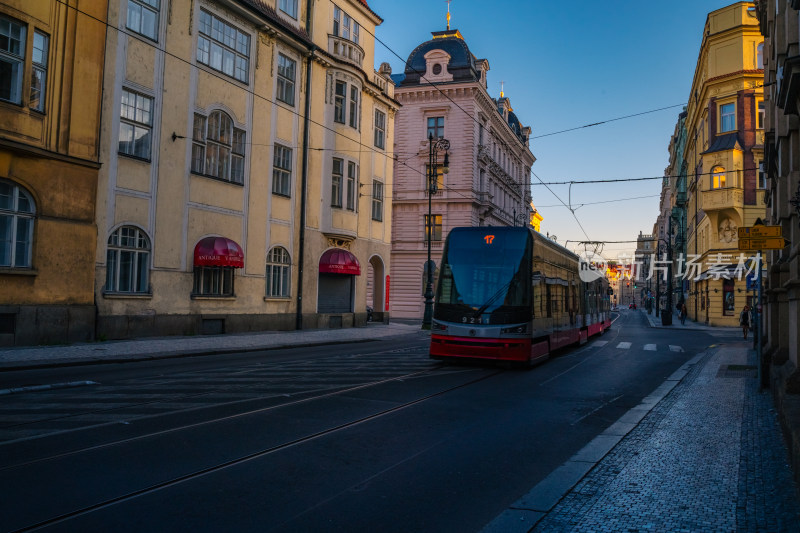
[431,321,448,332]
[501,324,528,334]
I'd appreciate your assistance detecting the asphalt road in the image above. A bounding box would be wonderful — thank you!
[0,310,728,532]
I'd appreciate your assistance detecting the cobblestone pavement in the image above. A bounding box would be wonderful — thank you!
[531,343,800,532]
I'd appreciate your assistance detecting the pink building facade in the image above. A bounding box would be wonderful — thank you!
[389,29,536,319]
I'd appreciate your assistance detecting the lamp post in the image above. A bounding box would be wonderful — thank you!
[422,132,450,330]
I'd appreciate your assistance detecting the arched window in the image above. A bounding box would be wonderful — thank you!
[757,42,764,69]
[191,110,246,184]
[711,166,726,189]
[266,246,291,298]
[0,179,35,268]
[106,226,150,293]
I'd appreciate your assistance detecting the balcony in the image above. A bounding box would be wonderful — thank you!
[328,34,364,69]
[699,187,743,212]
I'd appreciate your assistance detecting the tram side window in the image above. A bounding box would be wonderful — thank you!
[546,284,552,318]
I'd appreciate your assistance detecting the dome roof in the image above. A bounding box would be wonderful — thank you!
[401,30,481,86]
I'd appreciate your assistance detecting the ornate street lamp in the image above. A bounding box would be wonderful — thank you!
[422,132,449,330]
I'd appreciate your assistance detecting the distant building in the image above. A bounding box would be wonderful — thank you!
[0,0,108,345]
[389,25,536,319]
[682,2,765,326]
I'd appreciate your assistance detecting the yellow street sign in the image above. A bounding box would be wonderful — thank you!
[738,225,782,238]
[738,237,789,251]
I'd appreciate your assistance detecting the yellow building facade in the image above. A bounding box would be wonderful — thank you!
[683,2,767,327]
[0,0,107,345]
[96,0,397,338]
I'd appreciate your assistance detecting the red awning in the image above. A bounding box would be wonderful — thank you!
[319,248,361,275]
[193,236,244,268]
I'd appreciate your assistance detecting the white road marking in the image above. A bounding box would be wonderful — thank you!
[644,344,656,351]
[616,342,632,349]
[669,345,684,352]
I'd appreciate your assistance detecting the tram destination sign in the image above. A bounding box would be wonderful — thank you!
[738,237,790,251]
[738,225,782,238]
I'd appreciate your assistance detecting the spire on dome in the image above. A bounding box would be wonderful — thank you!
[446,0,451,30]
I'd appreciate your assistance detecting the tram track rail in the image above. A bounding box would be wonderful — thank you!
[7,367,503,533]
[0,344,434,441]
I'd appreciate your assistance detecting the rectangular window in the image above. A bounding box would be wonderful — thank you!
[272,144,292,197]
[427,116,444,138]
[231,127,245,183]
[331,158,343,207]
[193,266,234,296]
[127,0,159,40]
[332,5,358,44]
[712,168,726,189]
[191,113,207,174]
[346,161,357,210]
[349,85,359,128]
[334,81,346,123]
[342,13,351,40]
[424,214,442,242]
[0,16,25,104]
[29,31,48,112]
[276,53,296,106]
[374,109,385,149]
[333,6,340,35]
[720,103,735,132]
[757,100,764,129]
[119,89,153,160]
[758,165,766,189]
[278,0,298,19]
[426,164,444,194]
[371,180,383,221]
[197,9,250,83]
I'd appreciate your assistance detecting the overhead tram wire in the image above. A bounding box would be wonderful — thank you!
[61,0,708,220]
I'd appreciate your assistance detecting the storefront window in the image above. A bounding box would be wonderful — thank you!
[723,279,735,316]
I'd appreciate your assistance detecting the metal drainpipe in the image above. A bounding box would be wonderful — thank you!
[296,2,315,330]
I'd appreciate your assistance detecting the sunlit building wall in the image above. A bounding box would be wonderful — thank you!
[683,1,766,327]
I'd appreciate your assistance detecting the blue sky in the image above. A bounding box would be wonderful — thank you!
[369,0,750,258]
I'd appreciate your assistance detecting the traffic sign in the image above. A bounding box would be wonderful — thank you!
[738,237,789,251]
[738,225,782,238]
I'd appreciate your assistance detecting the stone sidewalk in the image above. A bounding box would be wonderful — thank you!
[484,342,800,532]
[0,321,424,371]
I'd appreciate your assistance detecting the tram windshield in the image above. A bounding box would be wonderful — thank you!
[434,227,532,324]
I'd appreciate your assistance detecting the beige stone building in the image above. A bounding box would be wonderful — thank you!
[388,27,535,320]
[0,0,107,345]
[96,0,397,338]
[682,2,766,327]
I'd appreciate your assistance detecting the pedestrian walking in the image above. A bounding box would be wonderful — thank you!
[680,302,687,325]
[740,305,751,340]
